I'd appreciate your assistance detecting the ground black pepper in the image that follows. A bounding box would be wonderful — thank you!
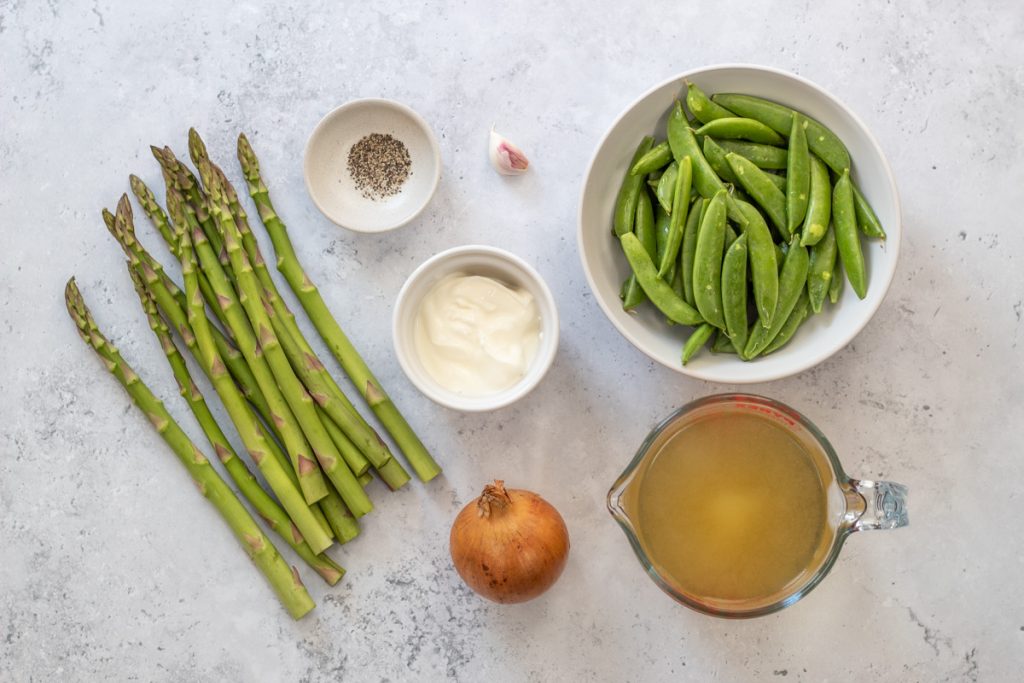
[347,133,412,200]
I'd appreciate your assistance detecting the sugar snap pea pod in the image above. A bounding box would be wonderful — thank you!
[654,162,678,214]
[685,81,736,124]
[692,190,728,329]
[807,223,837,313]
[727,153,788,238]
[614,136,654,236]
[724,223,738,252]
[630,141,672,177]
[670,264,684,299]
[702,137,739,184]
[721,233,750,351]
[622,190,657,309]
[711,93,851,174]
[657,156,692,278]
[654,201,672,266]
[694,118,786,146]
[680,197,704,308]
[766,172,787,192]
[763,290,810,355]
[833,170,867,299]
[620,233,704,325]
[786,113,811,236]
[682,323,715,365]
[775,242,786,270]
[800,155,832,246]
[828,262,843,303]
[715,139,788,169]
[711,330,738,354]
[666,107,748,225]
[743,242,810,359]
[852,182,887,239]
[735,200,779,327]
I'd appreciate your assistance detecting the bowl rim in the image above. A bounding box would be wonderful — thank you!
[303,97,442,234]
[576,63,902,383]
[391,244,560,412]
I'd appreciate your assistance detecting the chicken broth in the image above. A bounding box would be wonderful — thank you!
[624,410,829,605]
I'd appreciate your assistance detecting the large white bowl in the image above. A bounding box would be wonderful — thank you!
[577,64,901,383]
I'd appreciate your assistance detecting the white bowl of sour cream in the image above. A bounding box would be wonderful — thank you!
[392,245,559,412]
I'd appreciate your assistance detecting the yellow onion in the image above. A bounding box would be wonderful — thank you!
[449,480,570,603]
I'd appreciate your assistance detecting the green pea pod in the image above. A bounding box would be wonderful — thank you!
[806,223,837,314]
[630,141,672,177]
[735,200,779,327]
[654,162,678,214]
[800,155,832,246]
[852,182,887,239]
[711,93,851,174]
[654,201,672,267]
[765,172,787,192]
[763,289,810,355]
[715,139,788,169]
[828,262,843,303]
[692,190,728,329]
[680,197,704,308]
[833,170,867,299]
[721,232,750,351]
[666,108,747,225]
[711,330,738,354]
[614,136,654,236]
[685,81,736,124]
[658,156,692,278]
[694,118,786,146]
[743,242,810,359]
[775,242,786,271]
[622,190,657,309]
[724,223,738,252]
[702,137,739,184]
[620,233,704,325]
[786,113,811,236]
[727,153,788,239]
[682,323,715,365]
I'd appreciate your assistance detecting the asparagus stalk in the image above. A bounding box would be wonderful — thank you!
[64,278,316,619]
[200,159,373,518]
[170,193,332,506]
[188,131,395,483]
[127,268,345,583]
[128,254,335,541]
[151,145,224,258]
[177,228,334,553]
[105,200,270,441]
[317,487,361,544]
[129,174,232,332]
[238,133,441,482]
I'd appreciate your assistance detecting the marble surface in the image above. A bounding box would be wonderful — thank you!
[2,1,1022,680]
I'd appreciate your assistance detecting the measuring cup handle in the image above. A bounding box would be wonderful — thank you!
[846,479,909,532]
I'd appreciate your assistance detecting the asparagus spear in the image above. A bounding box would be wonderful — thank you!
[127,267,345,583]
[127,254,337,541]
[151,145,224,258]
[238,133,441,482]
[188,131,396,484]
[200,159,373,518]
[129,175,232,332]
[177,228,334,553]
[169,193,332,506]
[64,278,316,619]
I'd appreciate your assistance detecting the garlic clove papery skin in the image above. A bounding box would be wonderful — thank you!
[488,128,530,175]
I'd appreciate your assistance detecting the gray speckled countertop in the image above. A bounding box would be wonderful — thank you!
[2,1,1022,681]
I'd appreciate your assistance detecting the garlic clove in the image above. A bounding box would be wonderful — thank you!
[488,127,530,175]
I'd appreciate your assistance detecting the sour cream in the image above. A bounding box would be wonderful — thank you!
[413,273,541,396]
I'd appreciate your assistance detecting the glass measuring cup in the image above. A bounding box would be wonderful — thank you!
[607,394,908,618]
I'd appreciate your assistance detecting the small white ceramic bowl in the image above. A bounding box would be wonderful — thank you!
[303,99,441,232]
[392,245,559,412]
[578,64,901,383]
